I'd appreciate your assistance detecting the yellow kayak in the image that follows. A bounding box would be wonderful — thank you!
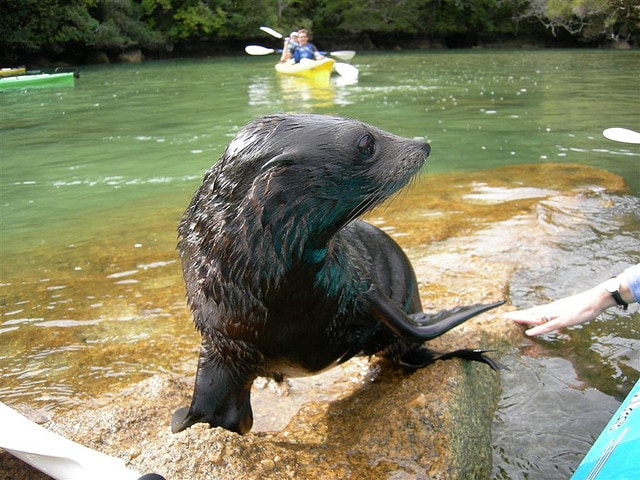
[1,66,26,77]
[275,58,335,83]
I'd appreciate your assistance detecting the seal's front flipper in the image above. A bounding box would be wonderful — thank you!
[171,407,195,433]
[171,352,254,434]
[410,303,505,329]
[361,284,504,341]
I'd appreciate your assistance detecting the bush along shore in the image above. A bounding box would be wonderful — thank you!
[1,0,637,67]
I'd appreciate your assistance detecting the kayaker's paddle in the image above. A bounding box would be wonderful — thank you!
[245,45,283,56]
[259,26,357,60]
[245,45,356,62]
[0,401,165,480]
[603,127,640,144]
[326,50,356,61]
[333,62,359,81]
[260,26,284,39]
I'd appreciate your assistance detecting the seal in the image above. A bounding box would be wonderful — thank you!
[172,114,503,434]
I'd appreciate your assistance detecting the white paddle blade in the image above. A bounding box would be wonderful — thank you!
[0,402,142,480]
[245,45,276,56]
[260,26,283,39]
[603,127,640,144]
[334,62,359,81]
[330,50,356,61]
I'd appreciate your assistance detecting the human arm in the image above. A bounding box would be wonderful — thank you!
[280,39,290,62]
[311,44,325,60]
[505,264,640,336]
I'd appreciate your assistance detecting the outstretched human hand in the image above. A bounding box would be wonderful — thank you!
[506,267,639,336]
[504,289,608,336]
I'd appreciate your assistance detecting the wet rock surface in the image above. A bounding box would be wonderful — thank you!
[1,332,508,479]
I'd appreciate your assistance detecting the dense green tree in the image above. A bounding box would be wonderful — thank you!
[314,0,523,37]
[0,0,63,52]
[0,0,163,59]
[314,0,431,34]
[141,0,225,40]
[141,0,280,40]
[513,0,639,40]
[429,0,516,35]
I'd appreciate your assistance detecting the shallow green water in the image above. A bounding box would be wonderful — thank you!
[2,50,638,250]
[1,49,639,478]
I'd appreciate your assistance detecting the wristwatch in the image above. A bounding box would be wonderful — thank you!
[604,277,628,310]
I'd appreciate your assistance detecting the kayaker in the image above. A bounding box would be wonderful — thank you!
[505,264,640,335]
[279,31,299,62]
[292,29,325,63]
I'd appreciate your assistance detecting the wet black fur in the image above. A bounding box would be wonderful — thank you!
[172,114,501,434]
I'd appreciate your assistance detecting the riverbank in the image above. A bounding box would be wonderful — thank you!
[8,31,633,70]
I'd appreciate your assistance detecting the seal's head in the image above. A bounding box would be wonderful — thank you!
[203,114,430,244]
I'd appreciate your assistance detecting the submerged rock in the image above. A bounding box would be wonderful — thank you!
[118,49,143,63]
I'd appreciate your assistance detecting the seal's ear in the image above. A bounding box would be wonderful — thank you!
[261,153,298,171]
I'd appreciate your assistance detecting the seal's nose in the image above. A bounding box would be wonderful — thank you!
[424,143,431,157]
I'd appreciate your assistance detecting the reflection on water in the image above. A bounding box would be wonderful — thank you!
[277,75,336,108]
[0,50,638,477]
[463,184,559,203]
[247,71,357,110]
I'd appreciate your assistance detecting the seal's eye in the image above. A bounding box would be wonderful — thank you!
[356,134,375,160]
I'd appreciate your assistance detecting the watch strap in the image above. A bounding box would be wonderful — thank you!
[608,278,629,310]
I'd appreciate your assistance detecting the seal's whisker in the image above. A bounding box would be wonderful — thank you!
[346,186,386,224]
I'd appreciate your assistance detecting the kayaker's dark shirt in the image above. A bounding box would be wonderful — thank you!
[293,44,319,63]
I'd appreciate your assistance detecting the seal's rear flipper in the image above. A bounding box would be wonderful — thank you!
[398,346,504,371]
[362,284,504,341]
[436,348,505,371]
